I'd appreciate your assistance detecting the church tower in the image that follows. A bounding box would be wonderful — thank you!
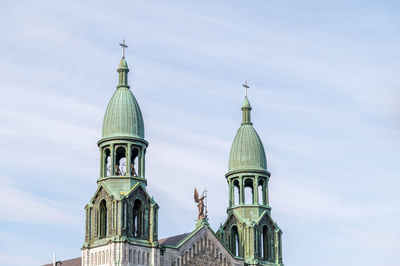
[82,43,159,266]
[218,90,283,266]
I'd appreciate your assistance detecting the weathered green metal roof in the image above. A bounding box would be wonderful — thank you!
[228,97,267,172]
[242,96,251,108]
[101,58,145,140]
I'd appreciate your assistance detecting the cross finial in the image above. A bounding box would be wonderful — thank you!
[119,39,128,58]
[243,80,249,97]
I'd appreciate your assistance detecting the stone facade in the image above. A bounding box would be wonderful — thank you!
[160,224,243,266]
[82,242,158,266]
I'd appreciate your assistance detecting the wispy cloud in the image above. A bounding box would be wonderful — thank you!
[0,175,79,225]
[0,1,399,266]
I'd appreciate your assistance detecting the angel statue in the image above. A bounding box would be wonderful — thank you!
[194,188,207,220]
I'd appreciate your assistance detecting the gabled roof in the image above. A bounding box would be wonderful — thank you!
[43,257,81,266]
[221,211,248,229]
[122,182,155,204]
[88,183,114,204]
[159,223,241,265]
[159,233,189,246]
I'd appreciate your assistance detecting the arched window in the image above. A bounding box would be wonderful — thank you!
[262,225,270,260]
[131,148,139,177]
[230,225,239,256]
[99,200,107,238]
[233,180,240,205]
[115,146,126,176]
[147,252,150,265]
[142,251,145,264]
[133,199,143,238]
[258,179,264,205]
[104,148,111,177]
[133,250,136,263]
[244,179,254,204]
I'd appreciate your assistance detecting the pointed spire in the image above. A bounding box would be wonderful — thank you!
[117,40,129,88]
[241,81,252,125]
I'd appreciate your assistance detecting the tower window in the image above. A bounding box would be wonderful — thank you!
[258,179,264,205]
[115,147,126,175]
[230,225,239,256]
[262,225,271,260]
[233,180,240,206]
[244,178,254,204]
[99,200,107,238]
[104,148,111,177]
[133,199,143,238]
[131,148,139,177]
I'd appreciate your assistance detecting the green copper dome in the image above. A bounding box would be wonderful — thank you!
[228,97,267,172]
[101,58,145,140]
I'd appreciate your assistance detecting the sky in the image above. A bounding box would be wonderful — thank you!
[0,0,399,265]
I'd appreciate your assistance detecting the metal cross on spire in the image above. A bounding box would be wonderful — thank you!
[243,80,249,97]
[119,39,128,58]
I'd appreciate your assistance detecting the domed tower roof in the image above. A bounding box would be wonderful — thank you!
[101,57,145,140]
[228,96,267,172]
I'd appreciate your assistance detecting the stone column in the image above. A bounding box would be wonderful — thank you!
[111,144,115,176]
[239,176,244,205]
[141,148,146,178]
[254,176,258,204]
[99,147,104,177]
[127,143,132,176]
[228,179,232,207]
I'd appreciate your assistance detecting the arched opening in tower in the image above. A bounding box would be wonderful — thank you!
[230,225,239,256]
[233,180,240,206]
[133,199,143,238]
[258,179,264,205]
[99,199,107,238]
[244,178,254,204]
[262,225,271,260]
[131,148,139,177]
[115,146,126,175]
[104,148,111,177]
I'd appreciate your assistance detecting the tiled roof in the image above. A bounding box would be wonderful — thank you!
[43,257,81,266]
[159,233,189,246]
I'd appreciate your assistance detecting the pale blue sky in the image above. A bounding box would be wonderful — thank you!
[0,1,399,265]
